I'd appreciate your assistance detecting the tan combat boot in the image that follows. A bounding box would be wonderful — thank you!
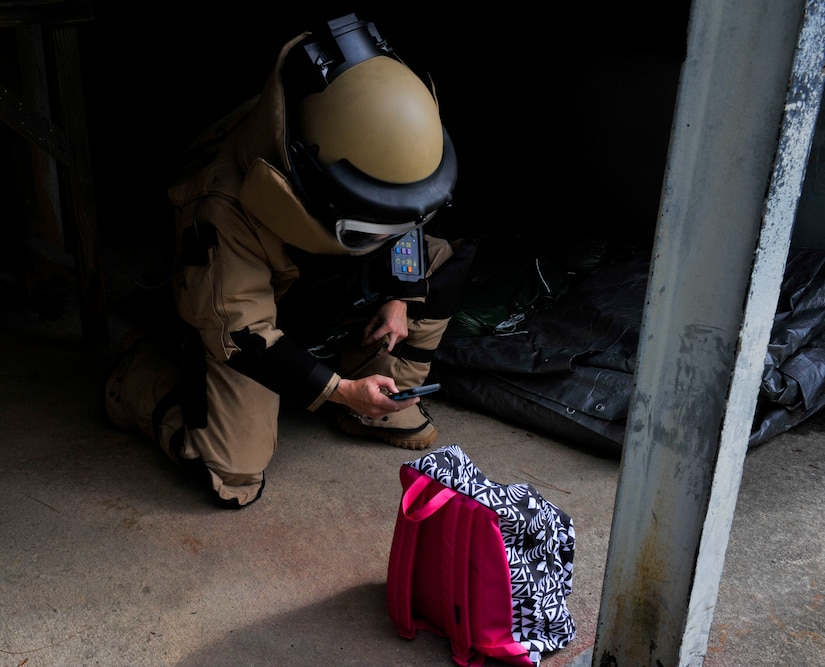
[335,402,437,450]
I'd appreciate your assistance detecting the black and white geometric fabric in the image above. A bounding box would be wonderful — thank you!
[404,444,576,665]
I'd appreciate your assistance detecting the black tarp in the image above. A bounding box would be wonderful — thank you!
[432,245,825,457]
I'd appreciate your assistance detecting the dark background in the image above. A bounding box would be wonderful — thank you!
[2,2,692,292]
[84,2,689,243]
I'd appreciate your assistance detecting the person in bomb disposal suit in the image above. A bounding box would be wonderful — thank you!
[103,13,476,509]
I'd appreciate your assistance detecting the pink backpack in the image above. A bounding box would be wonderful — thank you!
[387,445,576,667]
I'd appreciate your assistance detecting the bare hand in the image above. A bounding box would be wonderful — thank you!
[328,375,418,417]
[362,300,408,351]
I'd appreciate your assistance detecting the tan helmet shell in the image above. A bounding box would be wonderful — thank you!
[297,56,444,185]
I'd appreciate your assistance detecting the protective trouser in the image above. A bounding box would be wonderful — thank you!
[114,236,475,509]
[108,334,275,509]
[337,237,475,386]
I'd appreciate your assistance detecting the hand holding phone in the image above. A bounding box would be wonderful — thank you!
[388,383,441,401]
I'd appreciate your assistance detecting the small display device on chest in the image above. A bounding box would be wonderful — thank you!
[392,230,426,282]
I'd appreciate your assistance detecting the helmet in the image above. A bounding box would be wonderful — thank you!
[282,13,457,252]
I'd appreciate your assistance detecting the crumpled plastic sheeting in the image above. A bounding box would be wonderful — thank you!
[751,247,825,445]
[433,252,649,456]
[433,247,825,455]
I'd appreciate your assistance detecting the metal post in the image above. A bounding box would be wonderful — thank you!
[593,1,825,665]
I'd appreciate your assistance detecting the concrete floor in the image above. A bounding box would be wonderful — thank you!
[1,248,824,666]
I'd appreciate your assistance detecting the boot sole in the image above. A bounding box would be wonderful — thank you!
[335,412,437,450]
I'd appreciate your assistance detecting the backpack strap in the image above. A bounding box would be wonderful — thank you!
[387,467,457,639]
[401,472,456,520]
[441,493,481,667]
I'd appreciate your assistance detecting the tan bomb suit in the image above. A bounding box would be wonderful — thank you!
[106,33,475,509]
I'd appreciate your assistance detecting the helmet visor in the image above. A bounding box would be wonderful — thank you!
[335,210,436,252]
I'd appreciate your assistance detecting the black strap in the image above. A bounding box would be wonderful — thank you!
[390,342,435,364]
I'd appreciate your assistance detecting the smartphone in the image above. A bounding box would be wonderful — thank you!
[389,383,441,401]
